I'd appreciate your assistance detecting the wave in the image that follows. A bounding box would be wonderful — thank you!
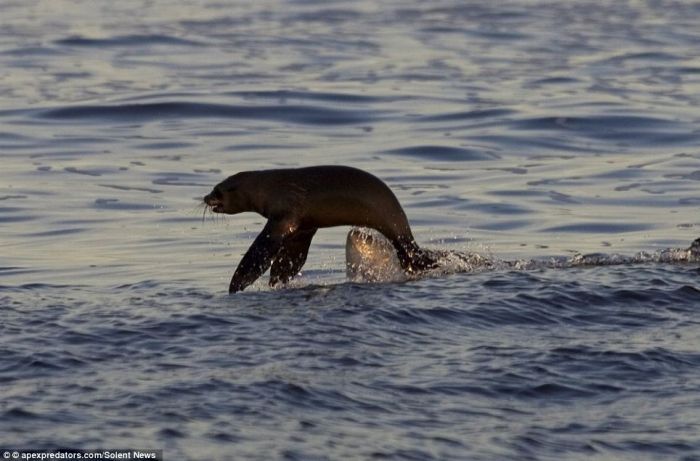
[54,34,204,48]
[35,101,379,125]
[381,145,495,161]
[228,89,406,104]
[508,115,698,145]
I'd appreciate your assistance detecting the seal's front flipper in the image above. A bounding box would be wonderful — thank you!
[229,220,290,293]
[269,229,317,287]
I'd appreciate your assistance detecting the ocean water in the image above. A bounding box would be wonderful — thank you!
[2,1,700,460]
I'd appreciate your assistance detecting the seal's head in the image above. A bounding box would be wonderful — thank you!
[203,173,254,215]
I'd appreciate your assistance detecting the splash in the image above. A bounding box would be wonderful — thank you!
[345,227,700,283]
[345,228,498,282]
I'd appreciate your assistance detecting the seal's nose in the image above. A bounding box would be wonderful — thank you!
[204,187,224,212]
[203,187,223,206]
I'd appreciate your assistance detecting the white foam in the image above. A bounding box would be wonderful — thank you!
[345,227,700,283]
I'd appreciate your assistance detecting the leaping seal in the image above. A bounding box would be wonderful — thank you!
[204,165,436,293]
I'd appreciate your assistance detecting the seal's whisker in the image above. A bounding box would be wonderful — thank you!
[188,203,203,215]
[190,203,211,226]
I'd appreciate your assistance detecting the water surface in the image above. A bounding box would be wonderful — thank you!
[1,1,700,460]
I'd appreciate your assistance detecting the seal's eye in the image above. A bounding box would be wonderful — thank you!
[213,186,223,199]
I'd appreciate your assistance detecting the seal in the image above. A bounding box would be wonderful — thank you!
[204,165,436,293]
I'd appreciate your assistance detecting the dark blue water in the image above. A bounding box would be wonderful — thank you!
[2,1,700,460]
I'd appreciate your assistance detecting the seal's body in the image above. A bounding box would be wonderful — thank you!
[204,166,435,293]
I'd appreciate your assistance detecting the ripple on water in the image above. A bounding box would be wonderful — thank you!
[542,222,653,233]
[509,115,698,146]
[381,145,496,161]
[35,102,382,125]
[92,198,155,211]
[54,34,205,48]
[416,108,515,122]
